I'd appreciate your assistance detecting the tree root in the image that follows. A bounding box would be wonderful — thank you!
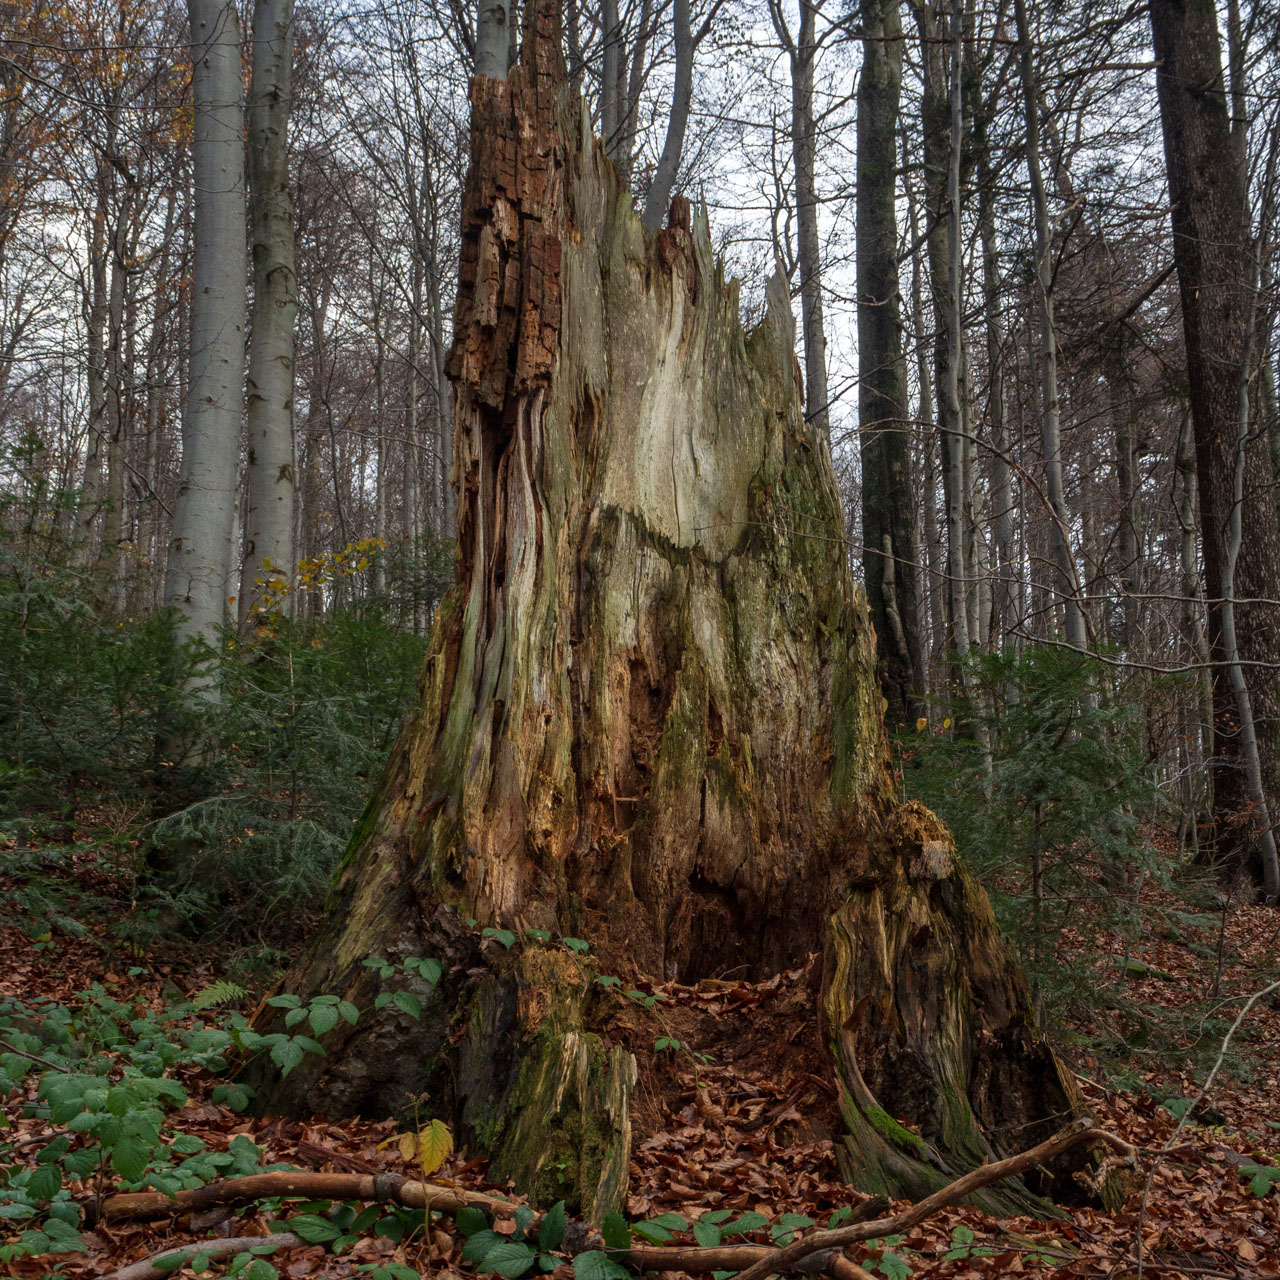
[89,1123,1135,1280]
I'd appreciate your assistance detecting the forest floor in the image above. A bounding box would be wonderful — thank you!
[2,836,1279,1280]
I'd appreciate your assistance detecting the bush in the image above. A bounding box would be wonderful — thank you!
[146,608,428,941]
[0,462,436,948]
[0,509,185,817]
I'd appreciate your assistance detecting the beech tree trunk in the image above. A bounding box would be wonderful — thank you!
[255,0,1093,1219]
[164,0,245,720]
[242,0,298,617]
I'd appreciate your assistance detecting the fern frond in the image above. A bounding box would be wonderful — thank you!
[190,979,249,1011]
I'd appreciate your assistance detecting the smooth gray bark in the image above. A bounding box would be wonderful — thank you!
[242,0,298,617]
[1221,279,1280,899]
[1150,0,1280,885]
[600,0,620,152]
[977,136,1012,647]
[615,0,654,177]
[904,163,943,680]
[476,0,511,78]
[942,0,970,655]
[164,0,245,714]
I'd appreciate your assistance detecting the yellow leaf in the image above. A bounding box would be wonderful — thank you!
[915,717,927,733]
[416,1119,454,1176]
[399,1131,419,1162]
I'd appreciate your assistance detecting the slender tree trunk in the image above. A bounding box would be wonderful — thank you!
[163,0,245,732]
[858,0,919,720]
[242,0,298,618]
[614,0,654,178]
[905,165,943,689]
[771,0,831,440]
[1175,409,1213,818]
[977,139,1012,648]
[1013,0,1085,651]
[140,187,179,611]
[1220,281,1280,898]
[1149,0,1280,888]
[79,160,112,558]
[943,2,970,659]
[255,0,1097,1219]
[600,0,620,153]
[1110,357,1141,653]
[915,0,970,664]
[405,253,423,558]
[642,0,692,230]
[373,302,388,597]
[100,199,131,605]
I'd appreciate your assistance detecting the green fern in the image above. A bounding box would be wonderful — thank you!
[190,979,249,1011]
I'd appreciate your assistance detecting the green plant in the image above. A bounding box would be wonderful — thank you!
[900,645,1166,1009]
[941,1225,997,1261]
[0,467,432,953]
[144,607,428,941]
[0,955,437,1262]
[1239,1163,1280,1196]
[860,1234,913,1280]
[455,1198,569,1276]
[0,980,281,1264]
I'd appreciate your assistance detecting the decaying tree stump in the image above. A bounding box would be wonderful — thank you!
[252,0,1097,1219]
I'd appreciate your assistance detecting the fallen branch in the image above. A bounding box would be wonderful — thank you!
[103,1232,302,1280]
[624,1199,889,1274]
[92,1170,517,1226]
[729,1122,1135,1280]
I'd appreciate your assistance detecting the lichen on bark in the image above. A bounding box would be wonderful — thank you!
[252,0,1100,1218]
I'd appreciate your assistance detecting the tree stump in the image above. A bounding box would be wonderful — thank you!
[252,0,1098,1219]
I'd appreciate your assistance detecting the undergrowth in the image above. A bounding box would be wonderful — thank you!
[897,646,1254,1081]
[0,467,439,955]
